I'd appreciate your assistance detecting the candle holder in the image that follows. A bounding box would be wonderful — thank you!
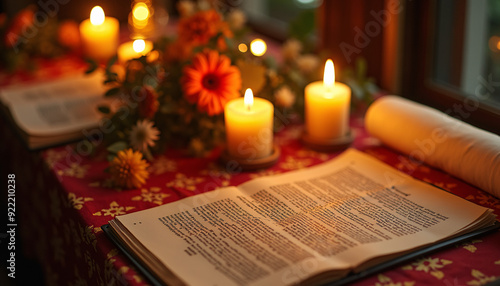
[219,145,280,171]
[301,130,354,152]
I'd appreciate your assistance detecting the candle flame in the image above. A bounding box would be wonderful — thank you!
[133,39,146,53]
[244,88,254,110]
[90,6,105,26]
[323,59,335,90]
[133,3,150,21]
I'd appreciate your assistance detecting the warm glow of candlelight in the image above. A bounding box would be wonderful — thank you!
[250,39,267,56]
[133,39,146,53]
[118,39,153,63]
[133,3,150,21]
[80,6,119,60]
[90,6,105,26]
[238,43,248,53]
[323,59,335,91]
[244,88,254,110]
[305,58,351,140]
[225,89,274,159]
[488,36,500,52]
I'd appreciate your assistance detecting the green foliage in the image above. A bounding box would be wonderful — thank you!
[107,141,128,155]
[341,57,379,111]
[97,105,111,114]
[104,87,121,97]
[85,59,99,74]
[289,10,316,47]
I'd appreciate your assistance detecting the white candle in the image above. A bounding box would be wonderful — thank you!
[79,6,119,61]
[305,59,351,140]
[117,39,153,63]
[225,89,274,159]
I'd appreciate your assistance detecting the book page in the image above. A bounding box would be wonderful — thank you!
[237,149,494,270]
[116,186,349,286]
[0,72,108,136]
[113,149,494,286]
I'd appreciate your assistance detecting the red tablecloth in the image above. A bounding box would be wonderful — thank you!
[1,57,500,286]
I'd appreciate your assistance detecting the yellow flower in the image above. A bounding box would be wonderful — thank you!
[274,85,295,108]
[281,38,302,62]
[109,149,149,189]
[177,0,195,17]
[296,54,320,74]
[227,9,246,30]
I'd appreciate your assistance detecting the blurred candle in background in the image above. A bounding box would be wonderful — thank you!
[117,39,153,64]
[79,6,119,61]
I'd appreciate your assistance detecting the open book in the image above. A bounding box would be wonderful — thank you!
[0,73,109,150]
[103,149,498,286]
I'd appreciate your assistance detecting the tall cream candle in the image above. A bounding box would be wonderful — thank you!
[225,89,274,159]
[79,6,119,61]
[305,59,351,141]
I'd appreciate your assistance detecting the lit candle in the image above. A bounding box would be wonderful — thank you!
[117,39,153,63]
[224,89,274,159]
[305,59,351,140]
[79,6,119,61]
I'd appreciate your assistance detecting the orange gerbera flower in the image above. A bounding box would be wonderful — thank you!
[57,20,81,51]
[138,86,159,119]
[109,149,149,189]
[178,9,231,47]
[181,50,242,115]
[4,7,35,48]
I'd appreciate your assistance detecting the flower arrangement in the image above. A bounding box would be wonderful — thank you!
[86,4,328,188]
[0,5,81,71]
[2,3,378,189]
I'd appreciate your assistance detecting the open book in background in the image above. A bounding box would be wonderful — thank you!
[103,149,498,286]
[0,72,109,150]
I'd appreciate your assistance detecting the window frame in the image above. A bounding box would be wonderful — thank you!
[318,0,500,134]
[401,0,500,134]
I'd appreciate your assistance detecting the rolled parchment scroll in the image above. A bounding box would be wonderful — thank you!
[365,96,500,197]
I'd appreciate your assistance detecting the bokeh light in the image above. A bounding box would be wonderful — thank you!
[250,39,267,57]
